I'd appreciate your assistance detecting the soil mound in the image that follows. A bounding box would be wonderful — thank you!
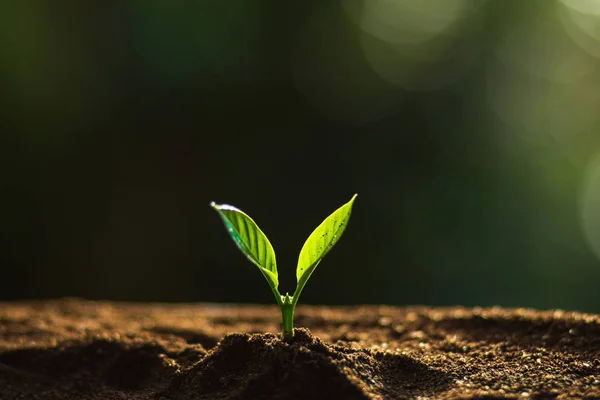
[168,328,450,400]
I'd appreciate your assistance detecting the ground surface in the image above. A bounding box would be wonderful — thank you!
[0,299,599,399]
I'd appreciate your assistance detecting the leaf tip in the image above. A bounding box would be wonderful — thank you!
[210,201,217,208]
[347,194,358,209]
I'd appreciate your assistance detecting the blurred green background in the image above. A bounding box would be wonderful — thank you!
[2,0,600,312]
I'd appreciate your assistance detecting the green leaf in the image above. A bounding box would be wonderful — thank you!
[293,194,357,303]
[210,202,279,291]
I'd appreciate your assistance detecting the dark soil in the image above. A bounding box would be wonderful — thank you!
[1,299,599,399]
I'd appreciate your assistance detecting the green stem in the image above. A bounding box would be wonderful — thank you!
[280,294,295,341]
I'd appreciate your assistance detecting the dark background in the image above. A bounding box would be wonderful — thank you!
[2,0,600,312]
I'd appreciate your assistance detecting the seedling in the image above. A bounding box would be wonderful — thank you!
[210,194,357,340]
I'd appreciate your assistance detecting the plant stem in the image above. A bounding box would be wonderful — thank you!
[280,294,295,341]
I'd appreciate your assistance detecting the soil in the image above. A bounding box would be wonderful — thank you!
[1,299,599,399]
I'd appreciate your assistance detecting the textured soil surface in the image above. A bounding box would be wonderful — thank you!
[1,299,600,399]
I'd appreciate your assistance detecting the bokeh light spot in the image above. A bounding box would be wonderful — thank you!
[359,26,479,91]
[487,60,600,146]
[495,11,597,83]
[486,10,600,148]
[342,0,485,91]
[558,0,600,60]
[580,152,600,263]
[342,0,485,45]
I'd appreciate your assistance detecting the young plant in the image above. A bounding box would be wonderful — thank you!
[210,194,357,340]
